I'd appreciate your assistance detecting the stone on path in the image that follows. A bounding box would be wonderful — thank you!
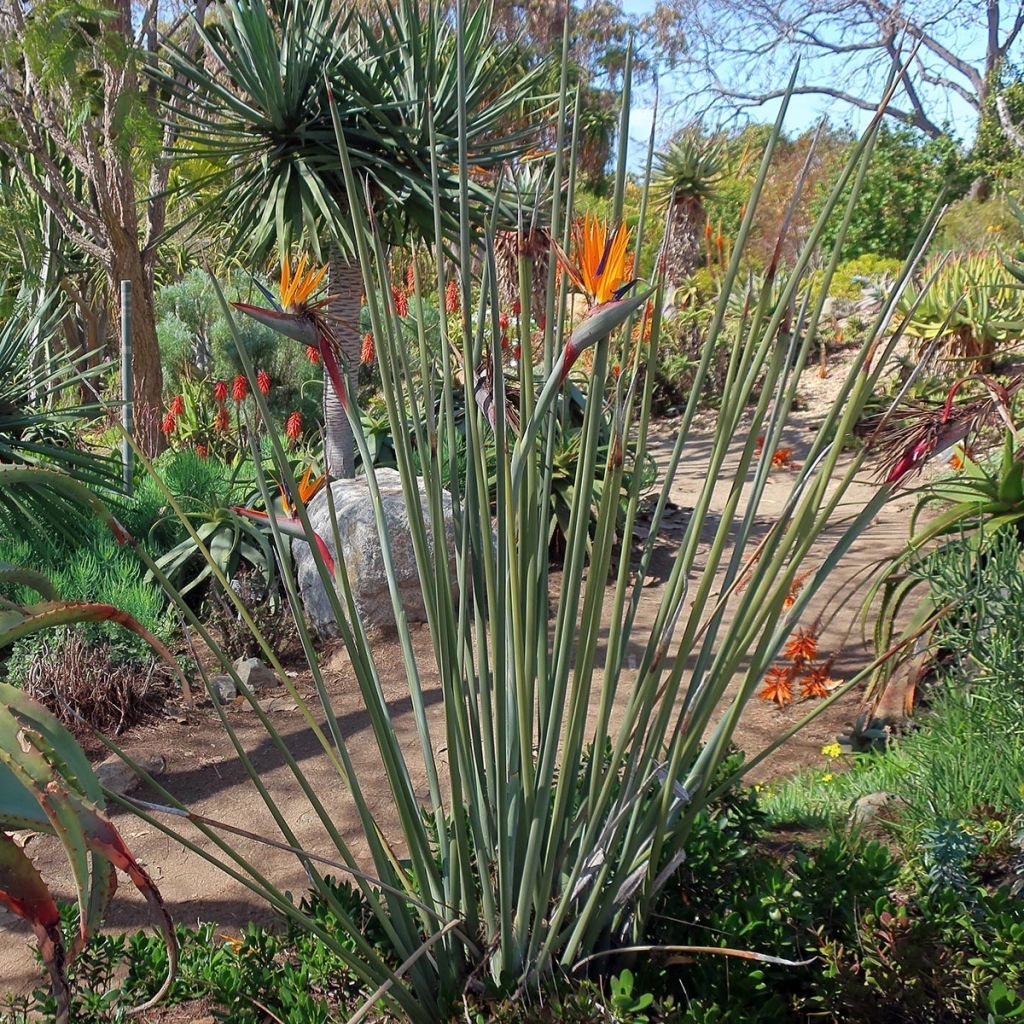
[231,657,280,692]
[294,469,456,638]
[94,753,167,797]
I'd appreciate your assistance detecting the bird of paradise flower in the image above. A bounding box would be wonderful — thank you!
[550,215,652,382]
[233,465,336,577]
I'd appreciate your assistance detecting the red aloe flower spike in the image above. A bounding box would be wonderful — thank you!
[286,411,302,441]
[215,405,230,432]
[445,279,459,314]
[195,443,209,458]
[393,287,409,317]
[169,395,185,416]
[306,345,321,365]
[161,412,176,435]
[232,375,248,402]
[361,332,375,365]
[256,370,271,396]
[213,380,228,402]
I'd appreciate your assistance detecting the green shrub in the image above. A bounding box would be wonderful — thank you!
[0,531,169,671]
[812,124,964,261]
[933,195,1024,254]
[824,254,904,300]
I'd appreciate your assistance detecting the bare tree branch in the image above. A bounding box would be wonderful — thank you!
[653,0,1023,137]
[996,91,1024,152]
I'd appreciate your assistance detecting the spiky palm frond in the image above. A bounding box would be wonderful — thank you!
[650,128,726,209]
[157,0,550,261]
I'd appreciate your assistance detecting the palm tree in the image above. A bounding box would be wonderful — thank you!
[160,0,545,477]
[651,128,726,292]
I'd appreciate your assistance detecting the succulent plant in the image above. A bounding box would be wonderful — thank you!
[897,250,1024,368]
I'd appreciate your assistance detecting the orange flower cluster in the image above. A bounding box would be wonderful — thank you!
[759,624,839,707]
[753,436,797,470]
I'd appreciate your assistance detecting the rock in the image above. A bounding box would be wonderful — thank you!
[231,657,279,692]
[94,754,167,797]
[209,674,237,704]
[849,791,905,827]
[293,469,456,638]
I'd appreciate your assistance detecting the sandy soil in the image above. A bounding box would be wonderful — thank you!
[0,346,920,1002]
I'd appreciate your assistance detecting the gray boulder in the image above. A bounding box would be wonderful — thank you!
[209,674,237,704]
[231,656,280,692]
[294,469,456,638]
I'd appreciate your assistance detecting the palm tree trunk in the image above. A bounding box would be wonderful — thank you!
[661,197,706,293]
[325,249,363,478]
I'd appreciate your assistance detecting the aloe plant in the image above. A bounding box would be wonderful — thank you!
[0,471,178,1024]
[896,250,1024,368]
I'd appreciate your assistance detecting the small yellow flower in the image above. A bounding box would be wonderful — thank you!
[821,742,842,759]
[821,773,834,784]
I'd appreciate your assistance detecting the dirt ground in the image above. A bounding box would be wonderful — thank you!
[0,347,921,1002]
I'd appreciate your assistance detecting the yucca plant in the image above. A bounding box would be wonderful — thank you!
[158,0,547,479]
[896,250,1024,369]
[7,48,945,1024]
[651,127,726,290]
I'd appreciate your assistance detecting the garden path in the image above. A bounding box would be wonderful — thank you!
[0,347,922,1000]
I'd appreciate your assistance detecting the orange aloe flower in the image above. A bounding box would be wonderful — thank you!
[557,214,633,305]
[784,628,818,665]
[771,447,794,468]
[800,662,836,699]
[784,570,812,609]
[760,665,794,707]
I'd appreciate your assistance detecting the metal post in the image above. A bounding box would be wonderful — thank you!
[120,280,133,495]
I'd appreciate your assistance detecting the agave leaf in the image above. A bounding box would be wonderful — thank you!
[0,684,177,1016]
[0,564,60,600]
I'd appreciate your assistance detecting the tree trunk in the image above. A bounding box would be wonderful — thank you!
[111,235,164,457]
[325,250,363,478]
[661,196,706,292]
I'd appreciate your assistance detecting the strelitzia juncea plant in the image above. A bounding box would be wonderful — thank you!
[6,39,940,1024]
